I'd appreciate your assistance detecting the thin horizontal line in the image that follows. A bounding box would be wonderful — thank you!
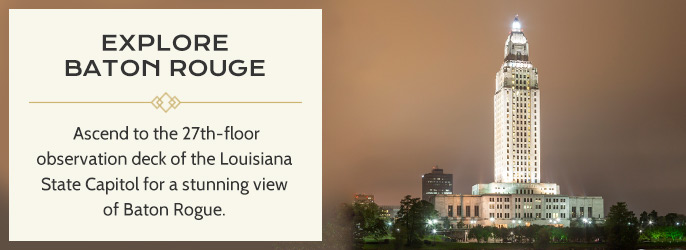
[182,101,302,104]
[29,101,302,104]
[29,102,150,104]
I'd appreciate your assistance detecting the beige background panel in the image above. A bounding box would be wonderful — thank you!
[9,9,322,241]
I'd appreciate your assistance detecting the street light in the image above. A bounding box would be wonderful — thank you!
[581,218,591,243]
[649,220,653,225]
[432,228,437,245]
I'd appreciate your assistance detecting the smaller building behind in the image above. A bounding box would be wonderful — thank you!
[422,166,453,201]
[353,193,375,204]
[380,205,401,221]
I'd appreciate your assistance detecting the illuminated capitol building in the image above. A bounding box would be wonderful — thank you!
[432,16,603,228]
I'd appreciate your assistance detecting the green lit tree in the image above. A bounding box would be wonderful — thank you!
[550,226,567,242]
[665,226,683,242]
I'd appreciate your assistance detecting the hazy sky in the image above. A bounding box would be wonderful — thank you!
[323,0,686,215]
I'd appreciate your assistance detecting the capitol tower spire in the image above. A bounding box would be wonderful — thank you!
[494,15,541,184]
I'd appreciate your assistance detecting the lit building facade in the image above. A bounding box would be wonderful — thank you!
[432,16,603,228]
[494,15,541,184]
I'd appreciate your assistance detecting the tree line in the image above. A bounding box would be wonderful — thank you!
[339,196,684,249]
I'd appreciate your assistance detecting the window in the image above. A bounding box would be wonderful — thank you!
[588,207,593,218]
[572,207,577,218]
[457,206,462,217]
[580,207,585,217]
[466,206,471,217]
[448,205,453,217]
[475,206,480,217]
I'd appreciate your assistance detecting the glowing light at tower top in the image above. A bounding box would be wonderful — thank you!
[512,15,522,32]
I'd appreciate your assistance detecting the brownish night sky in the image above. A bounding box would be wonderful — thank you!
[323,0,686,216]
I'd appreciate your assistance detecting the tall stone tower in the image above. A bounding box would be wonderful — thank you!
[493,16,541,184]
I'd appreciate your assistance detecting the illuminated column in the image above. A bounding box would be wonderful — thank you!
[494,16,541,184]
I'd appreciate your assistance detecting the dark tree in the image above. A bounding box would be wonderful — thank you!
[351,202,388,240]
[640,211,649,226]
[533,227,551,249]
[467,225,492,242]
[649,210,659,223]
[394,195,439,246]
[496,227,511,243]
[665,213,678,226]
[605,202,639,249]
[456,220,465,229]
[522,224,539,243]
[442,216,451,230]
